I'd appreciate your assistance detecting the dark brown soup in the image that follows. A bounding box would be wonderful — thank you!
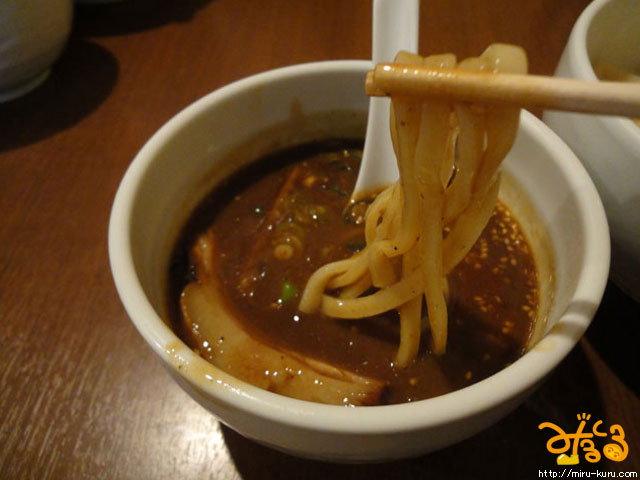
[168,140,538,405]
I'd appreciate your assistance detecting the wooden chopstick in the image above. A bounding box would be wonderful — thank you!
[366,63,640,117]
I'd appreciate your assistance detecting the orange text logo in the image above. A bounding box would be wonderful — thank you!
[538,413,628,465]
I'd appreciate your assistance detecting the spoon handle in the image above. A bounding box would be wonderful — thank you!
[354,0,420,199]
[372,0,419,64]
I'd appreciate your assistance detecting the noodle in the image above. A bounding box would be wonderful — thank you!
[299,44,527,366]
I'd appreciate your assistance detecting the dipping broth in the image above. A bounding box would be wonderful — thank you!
[168,141,539,405]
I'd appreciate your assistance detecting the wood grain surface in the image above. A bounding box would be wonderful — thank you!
[1,1,638,478]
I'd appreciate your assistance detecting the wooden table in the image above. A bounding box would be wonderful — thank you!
[1,1,638,478]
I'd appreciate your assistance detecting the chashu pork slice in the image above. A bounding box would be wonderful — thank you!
[180,230,386,406]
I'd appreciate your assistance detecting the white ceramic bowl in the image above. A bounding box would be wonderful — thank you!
[109,61,610,462]
[0,0,72,102]
[543,0,640,302]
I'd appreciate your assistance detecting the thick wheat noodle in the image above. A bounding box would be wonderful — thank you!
[300,44,526,367]
[373,184,401,240]
[326,253,369,289]
[298,255,361,312]
[320,270,423,318]
[473,107,520,199]
[339,272,372,299]
[313,180,499,316]
[395,249,423,367]
[370,96,421,259]
[415,100,450,354]
[443,175,501,274]
[368,185,402,288]
[440,114,458,188]
[443,105,483,222]
[364,185,395,243]
[310,178,499,315]
[369,246,397,287]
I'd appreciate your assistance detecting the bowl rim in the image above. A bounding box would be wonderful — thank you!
[108,60,610,435]
[566,0,640,144]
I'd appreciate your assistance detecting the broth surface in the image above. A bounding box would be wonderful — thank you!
[168,141,538,404]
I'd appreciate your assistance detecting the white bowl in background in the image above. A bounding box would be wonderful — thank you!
[543,0,640,302]
[0,0,73,102]
[109,61,610,462]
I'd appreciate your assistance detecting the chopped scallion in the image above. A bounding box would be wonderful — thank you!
[280,280,297,303]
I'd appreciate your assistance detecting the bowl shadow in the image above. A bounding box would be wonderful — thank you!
[586,281,640,397]
[0,38,119,153]
[73,0,215,37]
